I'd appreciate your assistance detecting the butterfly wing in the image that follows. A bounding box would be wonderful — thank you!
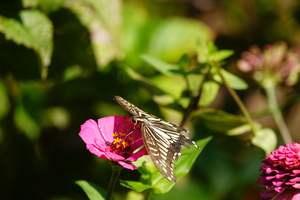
[141,119,199,182]
[114,95,199,182]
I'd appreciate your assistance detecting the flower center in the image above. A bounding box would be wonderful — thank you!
[110,132,135,158]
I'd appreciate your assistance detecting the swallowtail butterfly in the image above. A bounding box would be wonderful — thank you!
[114,96,199,182]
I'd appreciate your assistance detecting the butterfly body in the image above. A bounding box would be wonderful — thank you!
[114,96,199,182]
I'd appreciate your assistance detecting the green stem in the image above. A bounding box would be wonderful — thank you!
[213,61,258,136]
[106,162,123,200]
[263,83,292,144]
[144,189,152,200]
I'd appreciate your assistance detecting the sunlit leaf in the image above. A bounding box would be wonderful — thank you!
[20,9,53,79]
[121,64,167,97]
[178,54,190,69]
[22,0,65,13]
[120,137,212,195]
[227,123,262,136]
[192,109,246,134]
[209,50,234,62]
[148,17,214,62]
[0,10,53,79]
[120,180,154,193]
[213,68,248,90]
[65,0,123,67]
[140,54,181,76]
[76,180,111,200]
[251,128,277,156]
[199,81,220,107]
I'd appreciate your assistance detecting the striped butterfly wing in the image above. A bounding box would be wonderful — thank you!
[114,96,199,182]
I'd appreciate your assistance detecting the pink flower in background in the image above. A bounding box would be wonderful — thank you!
[237,41,300,86]
[259,142,300,200]
[79,116,147,170]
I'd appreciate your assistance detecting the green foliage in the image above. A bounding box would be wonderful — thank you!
[76,180,113,200]
[120,137,212,195]
[251,128,277,156]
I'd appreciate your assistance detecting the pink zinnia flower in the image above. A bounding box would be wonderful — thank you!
[79,116,147,170]
[259,142,300,200]
[237,41,300,86]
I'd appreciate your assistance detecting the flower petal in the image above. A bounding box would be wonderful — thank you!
[79,119,104,145]
[104,151,125,161]
[117,161,137,170]
[126,146,147,162]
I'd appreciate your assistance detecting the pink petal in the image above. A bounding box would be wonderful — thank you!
[86,144,109,159]
[126,147,147,162]
[260,190,278,199]
[97,116,118,143]
[275,190,295,200]
[291,190,300,200]
[104,152,125,161]
[79,119,104,145]
[130,137,144,151]
[117,161,137,170]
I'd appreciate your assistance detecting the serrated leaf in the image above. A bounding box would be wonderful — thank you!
[140,54,181,76]
[199,81,220,107]
[192,108,246,134]
[65,0,123,67]
[251,128,277,156]
[0,10,53,79]
[20,10,53,70]
[213,68,248,90]
[22,0,65,13]
[209,50,234,62]
[76,180,111,200]
[147,17,214,62]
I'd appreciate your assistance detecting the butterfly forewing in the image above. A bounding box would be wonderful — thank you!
[114,96,199,182]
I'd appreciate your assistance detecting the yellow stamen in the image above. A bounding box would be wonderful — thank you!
[122,141,129,148]
[113,138,121,144]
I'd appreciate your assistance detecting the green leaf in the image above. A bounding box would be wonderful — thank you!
[121,137,212,195]
[199,81,220,107]
[213,69,248,90]
[76,180,112,200]
[209,50,234,62]
[65,0,123,67]
[0,10,53,79]
[20,9,53,79]
[0,81,10,120]
[151,137,212,195]
[178,54,190,69]
[251,128,277,156]
[119,180,154,193]
[121,64,167,97]
[192,109,246,134]
[147,17,214,62]
[22,0,65,13]
[140,54,181,76]
[226,123,262,136]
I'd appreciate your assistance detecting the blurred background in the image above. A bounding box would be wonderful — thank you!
[1,0,300,199]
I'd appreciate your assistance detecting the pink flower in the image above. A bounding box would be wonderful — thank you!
[237,41,300,86]
[79,116,147,170]
[259,142,300,200]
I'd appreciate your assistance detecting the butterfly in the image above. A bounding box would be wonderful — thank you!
[114,96,199,182]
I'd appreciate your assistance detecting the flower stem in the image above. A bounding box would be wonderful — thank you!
[106,162,123,200]
[144,189,152,200]
[263,82,292,144]
[213,61,258,136]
